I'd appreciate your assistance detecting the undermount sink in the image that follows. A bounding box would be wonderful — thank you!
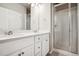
[0,30,36,38]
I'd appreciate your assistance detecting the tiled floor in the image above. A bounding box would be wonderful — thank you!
[47,51,65,56]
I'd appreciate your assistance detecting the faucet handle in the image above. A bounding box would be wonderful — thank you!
[7,31,13,35]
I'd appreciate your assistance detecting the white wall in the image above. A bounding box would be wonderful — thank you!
[39,3,51,31]
[0,3,27,33]
[31,4,39,32]
[49,4,54,53]
[31,3,51,32]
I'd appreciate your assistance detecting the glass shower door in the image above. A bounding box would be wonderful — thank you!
[54,3,70,52]
[53,3,78,54]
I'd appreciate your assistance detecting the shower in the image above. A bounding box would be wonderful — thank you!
[53,3,78,54]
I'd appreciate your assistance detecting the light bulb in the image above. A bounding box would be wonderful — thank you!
[31,3,41,7]
[31,3,36,7]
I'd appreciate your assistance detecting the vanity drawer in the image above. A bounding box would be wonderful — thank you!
[0,36,34,56]
[35,42,41,55]
[9,44,34,56]
[35,36,41,43]
[21,45,34,56]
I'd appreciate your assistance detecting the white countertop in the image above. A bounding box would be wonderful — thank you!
[0,30,50,41]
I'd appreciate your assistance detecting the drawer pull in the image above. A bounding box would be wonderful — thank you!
[18,54,21,56]
[22,52,24,54]
[38,47,40,49]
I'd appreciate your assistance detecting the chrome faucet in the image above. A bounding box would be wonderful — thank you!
[7,30,13,35]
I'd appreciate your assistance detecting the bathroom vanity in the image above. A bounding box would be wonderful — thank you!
[0,31,49,56]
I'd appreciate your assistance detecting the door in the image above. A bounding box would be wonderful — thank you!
[53,3,78,53]
[54,3,70,52]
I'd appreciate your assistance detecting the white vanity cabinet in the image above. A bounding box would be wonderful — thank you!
[34,33,49,56]
[0,32,49,56]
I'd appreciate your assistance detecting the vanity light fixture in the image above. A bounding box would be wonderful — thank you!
[31,3,41,7]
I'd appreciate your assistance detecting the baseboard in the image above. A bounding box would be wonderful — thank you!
[52,48,78,56]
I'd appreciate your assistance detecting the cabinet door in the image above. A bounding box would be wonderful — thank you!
[21,45,34,56]
[35,42,41,55]
[41,34,49,56]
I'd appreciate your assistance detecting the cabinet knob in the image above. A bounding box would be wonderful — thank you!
[38,47,40,49]
[18,54,21,56]
[22,52,24,54]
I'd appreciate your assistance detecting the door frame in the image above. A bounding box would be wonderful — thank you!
[78,3,79,54]
[52,3,78,54]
